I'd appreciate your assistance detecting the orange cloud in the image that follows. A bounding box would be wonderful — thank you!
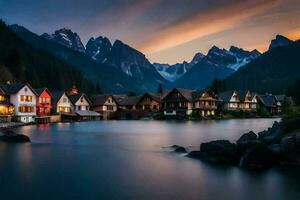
[138,0,283,54]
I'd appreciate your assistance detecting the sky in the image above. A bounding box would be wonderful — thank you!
[1,0,300,64]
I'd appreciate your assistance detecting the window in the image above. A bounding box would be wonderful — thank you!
[20,95,33,102]
[107,105,114,111]
[18,106,34,113]
[39,97,50,103]
[80,97,84,102]
[0,95,6,102]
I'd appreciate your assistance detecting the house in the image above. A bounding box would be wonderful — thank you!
[51,91,72,114]
[192,90,218,116]
[136,93,161,112]
[258,94,280,114]
[35,88,53,116]
[0,86,14,122]
[93,94,118,119]
[68,84,101,120]
[0,83,37,123]
[114,95,140,111]
[162,88,194,116]
[218,90,240,111]
[237,90,258,112]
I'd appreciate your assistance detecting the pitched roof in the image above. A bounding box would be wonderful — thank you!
[93,94,116,106]
[113,95,140,106]
[176,88,194,100]
[259,95,276,107]
[275,95,286,102]
[34,88,53,97]
[75,110,101,117]
[217,90,235,102]
[192,89,216,100]
[236,90,249,100]
[69,93,91,105]
[0,83,37,96]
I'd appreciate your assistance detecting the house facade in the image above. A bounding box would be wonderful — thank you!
[162,88,194,116]
[93,94,118,113]
[193,90,218,116]
[52,91,72,114]
[136,93,160,112]
[218,90,240,111]
[0,83,37,123]
[259,94,280,114]
[0,87,14,122]
[35,88,52,116]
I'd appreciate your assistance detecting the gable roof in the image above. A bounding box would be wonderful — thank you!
[236,90,250,100]
[34,87,53,98]
[0,83,37,96]
[69,93,91,106]
[275,95,286,102]
[113,95,140,106]
[93,94,117,106]
[259,95,276,107]
[51,91,70,105]
[163,88,194,101]
[217,90,236,102]
[192,89,216,101]
[137,92,161,105]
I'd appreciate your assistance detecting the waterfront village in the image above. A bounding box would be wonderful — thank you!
[0,81,286,125]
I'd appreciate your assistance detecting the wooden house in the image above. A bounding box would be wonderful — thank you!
[0,86,14,122]
[93,94,118,119]
[136,93,161,112]
[51,91,72,114]
[0,83,37,123]
[35,88,53,116]
[218,90,240,111]
[68,84,101,120]
[259,94,280,114]
[192,90,217,116]
[113,95,140,111]
[162,88,194,116]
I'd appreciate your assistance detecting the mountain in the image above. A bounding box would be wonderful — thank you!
[41,28,85,53]
[269,35,293,50]
[104,40,165,83]
[85,36,112,63]
[225,40,300,94]
[0,20,100,94]
[153,52,204,82]
[171,45,260,89]
[10,24,165,93]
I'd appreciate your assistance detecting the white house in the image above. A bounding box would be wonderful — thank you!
[51,91,72,113]
[69,93,91,111]
[0,83,37,123]
[218,90,240,111]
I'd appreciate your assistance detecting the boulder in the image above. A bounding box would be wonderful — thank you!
[240,143,280,169]
[237,131,257,144]
[174,146,187,153]
[0,134,30,143]
[280,136,296,153]
[236,131,260,155]
[187,151,204,159]
[197,140,239,165]
[258,121,284,145]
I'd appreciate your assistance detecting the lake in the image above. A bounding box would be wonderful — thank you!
[1,119,300,200]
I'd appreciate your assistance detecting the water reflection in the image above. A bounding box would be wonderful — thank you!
[1,119,299,200]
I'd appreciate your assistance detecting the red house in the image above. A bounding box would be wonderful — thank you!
[35,88,53,116]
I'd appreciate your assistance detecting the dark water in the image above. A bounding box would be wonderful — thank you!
[1,119,300,200]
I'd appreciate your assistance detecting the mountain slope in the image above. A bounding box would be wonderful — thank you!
[269,35,293,50]
[10,25,160,93]
[0,20,100,94]
[153,52,204,82]
[172,45,260,89]
[225,41,300,94]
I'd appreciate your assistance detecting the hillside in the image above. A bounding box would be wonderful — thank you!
[0,20,100,94]
[225,41,300,94]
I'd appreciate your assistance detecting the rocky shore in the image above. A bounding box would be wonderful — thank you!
[0,128,31,143]
[175,120,300,169]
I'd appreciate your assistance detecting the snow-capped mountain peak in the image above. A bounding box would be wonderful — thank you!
[41,28,85,53]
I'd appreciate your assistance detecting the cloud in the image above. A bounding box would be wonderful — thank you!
[137,0,283,54]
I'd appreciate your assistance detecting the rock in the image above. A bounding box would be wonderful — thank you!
[295,132,300,147]
[197,140,239,165]
[0,134,30,143]
[237,131,257,144]
[170,145,187,153]
[280,136,296,153]
[187,151,204,159]
[174,146,187,153]
[237,131,260,155]
[240,143,280,169]
[258,121,284,145]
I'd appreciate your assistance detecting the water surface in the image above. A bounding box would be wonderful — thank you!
[1,119,300,200]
